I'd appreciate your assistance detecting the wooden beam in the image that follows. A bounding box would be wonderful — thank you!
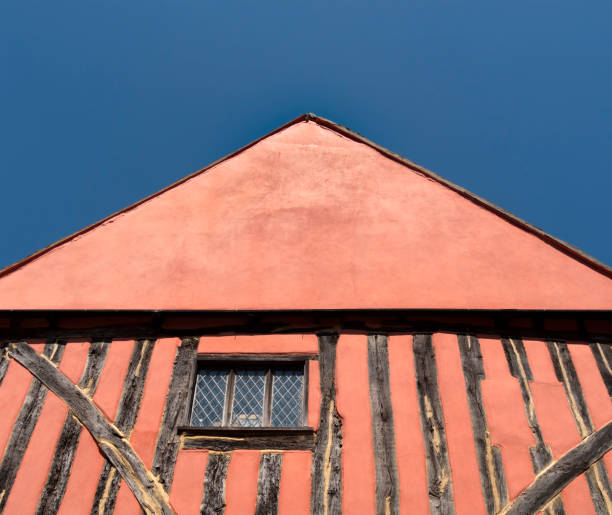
[151,337,199,492]
[547,341,612,512]
[255,452,283,515]
[310,334,342,515]
[500,419,612,515]
[6,342,174,515]
[458,334,508,514]
[2,309,610,344]
[590,343,612,400]
[0,341,65,512]
[200,452,231,515]
[500,338,565,515]
[367,334,400,515]
[181,432,314,451]
[91,339,155,514]
[0,346,8,386]
[36,340,110,515]
[413,333,455,515]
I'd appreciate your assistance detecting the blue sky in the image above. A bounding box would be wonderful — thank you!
[1,1,611,269]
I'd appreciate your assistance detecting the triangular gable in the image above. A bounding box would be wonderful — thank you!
[0,115,610,310]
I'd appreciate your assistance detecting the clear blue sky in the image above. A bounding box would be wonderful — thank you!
[1,1,611,269]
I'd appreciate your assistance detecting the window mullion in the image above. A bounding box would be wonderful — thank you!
[224,369,236,426]
[263,369,273,426]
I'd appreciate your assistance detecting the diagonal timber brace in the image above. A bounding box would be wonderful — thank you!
[7,341,175,515]
[499,419,612,515]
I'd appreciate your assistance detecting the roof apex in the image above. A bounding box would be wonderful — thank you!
[1,114,610,282]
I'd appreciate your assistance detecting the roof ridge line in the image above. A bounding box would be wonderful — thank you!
[1,113,610,281]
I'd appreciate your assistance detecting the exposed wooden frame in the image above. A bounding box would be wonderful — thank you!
[179,427,315,451]
[311,334,342,515]
[500,419,612,515]
[151,337,199,492]
[6,341,174,515]
[1,309,610,343]
[0,341,65,513]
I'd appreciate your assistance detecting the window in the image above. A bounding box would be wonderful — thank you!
[189,360,306,428]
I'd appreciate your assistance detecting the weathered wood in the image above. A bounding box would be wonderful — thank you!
[501,338,565,515]
[0,340,65,512]
[367,334,400,515]
[413,333,455,515]
[3,309,611,345]
[198,353,317,362]
[255,452,283,515]
[311,334,342,515]
[6,341,175,515]
[36,340,110,515]
[547,341,612,513]
[151,336,199,492]
[200,452,231,515]
[590,342,612,399]
[458,334,508,515]
[500,419,612,515]
[91,338,155,515]
[181,432,314,451]
[0,345,9,386]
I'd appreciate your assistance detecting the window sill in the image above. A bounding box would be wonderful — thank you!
[177,426,315,451]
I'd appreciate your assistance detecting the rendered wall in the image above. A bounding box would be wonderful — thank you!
[0,333,610,514]
[0,121,611,310]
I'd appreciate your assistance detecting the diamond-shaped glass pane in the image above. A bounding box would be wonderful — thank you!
[190,369,228,426]
[271,368,304,427]
[231,369,266,427]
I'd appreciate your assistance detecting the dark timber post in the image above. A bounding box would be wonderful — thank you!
[200,452,231,515]
[458,334,508,515]
[152,336,199,491]
[311,334,342,515]
[367,334,400,515]
[413,333,455,515]
[255,452,283,515]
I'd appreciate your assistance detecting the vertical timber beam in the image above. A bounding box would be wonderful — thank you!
[36,340,110,515]
[547,341,612,513]
[367,334,400,515]
[0,340,65,512]
[200,452,231,515]
[501,337,565,515]
[458,334,508,515]
[0,344,9,386]
[311,334,342,515]
[91,339,155,515]
[255,452,283,515]
[590,343,612,400]
[152,336,199,491]
[413,333,455,515]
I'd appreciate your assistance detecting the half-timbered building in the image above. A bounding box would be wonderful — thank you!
[0,114,611,514]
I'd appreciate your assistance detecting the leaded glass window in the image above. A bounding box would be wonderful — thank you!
[190,362,306,428]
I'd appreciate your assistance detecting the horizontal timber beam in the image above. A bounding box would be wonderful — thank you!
[179,427,315,451]
[0,309,610,342]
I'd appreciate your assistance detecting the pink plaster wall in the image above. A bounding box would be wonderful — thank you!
[0,121,609,310]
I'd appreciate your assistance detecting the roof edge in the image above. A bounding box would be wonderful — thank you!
[308,113,612,279]
[1,113,610,280]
